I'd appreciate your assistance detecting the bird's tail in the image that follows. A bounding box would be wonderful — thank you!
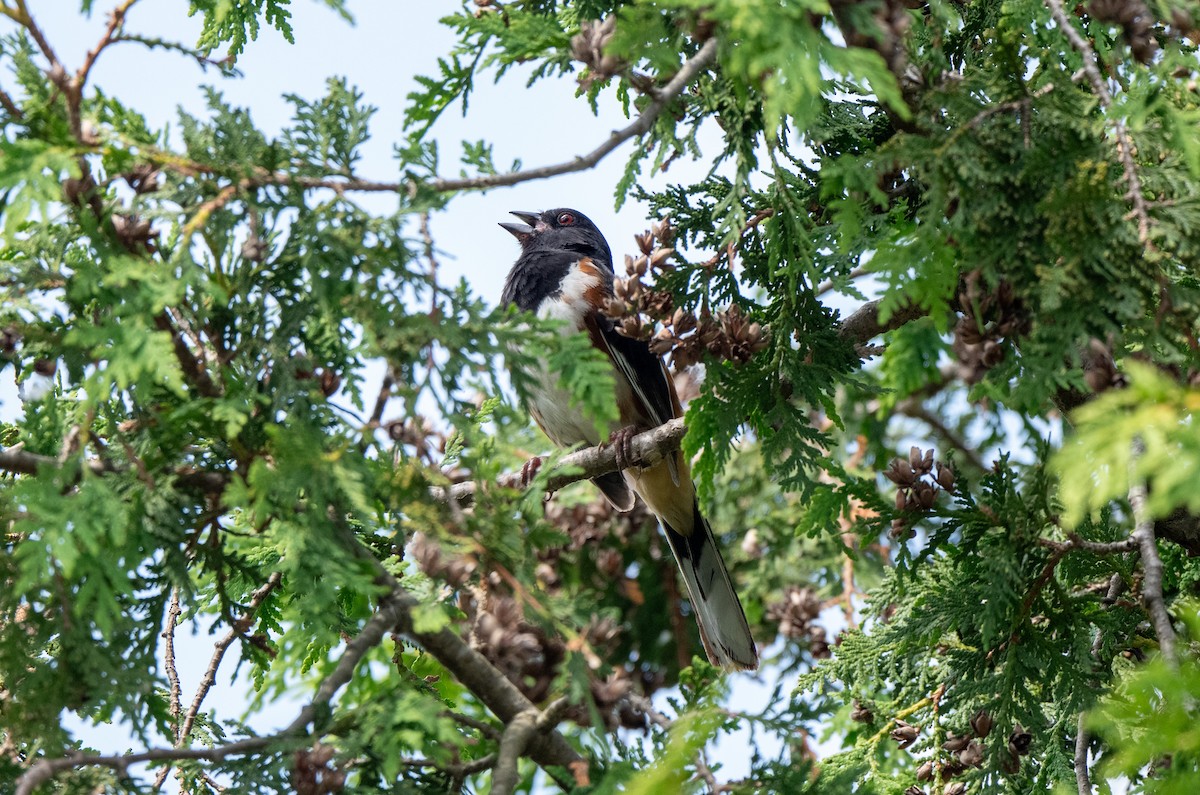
[662,505,758,671]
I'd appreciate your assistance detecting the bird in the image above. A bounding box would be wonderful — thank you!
[499,207,758,671]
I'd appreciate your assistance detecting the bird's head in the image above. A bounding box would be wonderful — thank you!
[499,208,613,267]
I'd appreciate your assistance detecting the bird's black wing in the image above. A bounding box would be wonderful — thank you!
[590,312,676,428]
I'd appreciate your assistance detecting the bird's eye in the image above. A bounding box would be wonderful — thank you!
[557,212,576,226]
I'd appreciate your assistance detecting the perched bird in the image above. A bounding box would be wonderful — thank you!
[499,208,758,671]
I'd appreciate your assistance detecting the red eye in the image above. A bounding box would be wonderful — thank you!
[557,212,575,226]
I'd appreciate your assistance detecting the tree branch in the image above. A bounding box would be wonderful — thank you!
[0,442,228,493]
[1,0,64,77]
[15,734,281,795]
[5,284,902,508]
[0,83,22,120]
[402,752,498,777]
[434,417,688,507]
[17,576,386,794]
[327,529,586,783]
[426,37,718,193]
[1035,534,1140,555]
[76,0,139,93]
[163,589,183,727]
[177,573,282,748]
[894,396,987,472]
[1074,711,1091,795]
[153,588,183,791]
[1044,0,1154,247]
[491,698,571,795]
[1130,440,1177,667]
[837,298,927,348]
[154,311,224,397]
[134,37,719,200]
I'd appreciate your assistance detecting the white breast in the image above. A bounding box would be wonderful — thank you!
[536,264,599,329]
[527,263,611,447]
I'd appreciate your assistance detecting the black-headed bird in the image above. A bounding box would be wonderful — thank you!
[499,208,758,671]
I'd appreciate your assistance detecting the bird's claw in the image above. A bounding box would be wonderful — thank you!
[605,426,638,471]
[519,455,543,488]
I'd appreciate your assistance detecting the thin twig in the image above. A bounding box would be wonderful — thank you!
[936,84,1057,156]
[163,589,183,729]
[178,573,282,746]
[76,0,140,92]
[363,371,395,436]
[627,695,727,791]
[695,748,725,794]
[16,570,378,795]
[154,310,224,397]
[3,0,64,77]
[1044,0,1154,247]
[401,753,497,776]
[430,38,719,193]
[131,38,719,200]
[16,735,282,795]
[420,210,442,374]
[894,396,988,472]
[181,182,240,240]
[440,709,501,740]
[698,208,775,270]
[154,589,184,789]
[815,265,868,297]
[1091,574,1124,657]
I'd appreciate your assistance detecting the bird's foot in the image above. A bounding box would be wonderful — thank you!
[605,426,638,471]
[519,455,543,488]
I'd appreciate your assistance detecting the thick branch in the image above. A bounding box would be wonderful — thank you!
[0,443,227,493]
[435,417,687,507]
[837,298,928,347]
[328,529,585,780]
[1130,441,1177,667]
[1074,711,1091,795]
[491,698,571,795]
[411,625,583,775]
[15,735,280,795]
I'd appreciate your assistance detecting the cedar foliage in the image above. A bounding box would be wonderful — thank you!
[2,0,1200,793]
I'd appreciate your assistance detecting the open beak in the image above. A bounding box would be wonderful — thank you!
[499,210,541,240]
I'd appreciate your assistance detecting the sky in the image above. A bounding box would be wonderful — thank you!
[0,1,815,788]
